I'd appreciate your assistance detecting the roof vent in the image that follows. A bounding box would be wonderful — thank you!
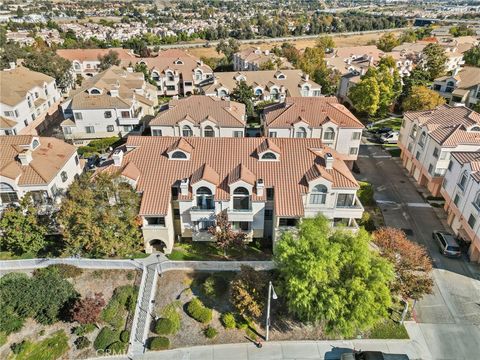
[325,153,334,170]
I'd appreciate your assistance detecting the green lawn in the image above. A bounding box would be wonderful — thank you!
[369,117,402,132]
[167,241,271,261]
[10,330,69,360]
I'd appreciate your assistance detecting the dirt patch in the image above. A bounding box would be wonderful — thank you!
[0,269,139,360]
[151,270,336,351]
[187,32,402,59]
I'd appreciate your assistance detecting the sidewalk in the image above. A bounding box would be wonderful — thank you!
[137,339,424,360]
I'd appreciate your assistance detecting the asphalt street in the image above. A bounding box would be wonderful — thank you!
[356,144,480,360]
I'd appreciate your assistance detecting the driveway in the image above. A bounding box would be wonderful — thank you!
[356,144,480,359]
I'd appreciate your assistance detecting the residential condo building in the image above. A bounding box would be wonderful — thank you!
[101,136,364,253]
[441,152,480,263]
[149,96,246,137]
[0,66,61,136]
[398,105,480,196]
[432,66,480,108]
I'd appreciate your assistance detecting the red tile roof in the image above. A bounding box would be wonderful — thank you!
[263,97,364,129]
[100,137,359,217]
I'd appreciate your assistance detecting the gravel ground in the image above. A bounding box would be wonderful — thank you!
[151,270,333,351]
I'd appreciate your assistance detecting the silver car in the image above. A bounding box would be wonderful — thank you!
[432,231,461,257]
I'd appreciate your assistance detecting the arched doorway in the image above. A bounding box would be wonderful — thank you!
[150,239,167,252]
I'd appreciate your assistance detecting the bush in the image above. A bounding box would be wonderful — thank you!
[0,332,7,347]
[74,336,91,350]
[358,211,376,232]
[203,276,216,297]
[73,323,96,336]
[221,312,236,329]
[154,318,174,335]
[46,264,83,278]
[11,341,28,354]
[120,330,130,343]
[245,327,257,340]
[93,327,120,351]
[101,285,138,329]
[107,341,127,353]
[148,336,170,350]
[358,182,376,206]
[160,302,181,334]
[186,298,212,324]
[77,136,120,157]
[204,326,218,339]
[8,330,69,360]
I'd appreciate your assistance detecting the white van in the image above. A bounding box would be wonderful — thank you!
[380,131,399,144]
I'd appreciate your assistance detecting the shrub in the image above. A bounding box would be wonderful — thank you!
[93,327,120,351]
[204,326,218,339]
[245,327,257,340]
[101,285,138,329]
[73,323,96,336]
[46,264,83,278]
[107,341,127,353]
[358,211,376,232]
[11,340,28,354]
[160,302,181,334]
[8,330,69,360]
[154,318,174,335]
[230,266,268,319]
[74,336,91,350]
[71,293,105,324]
[120,330,130,343]
[148,336,170,350]
[358,182,375,206]
[203,276,216,297]
[0,332,7,347]
[221,312,236,329]
[186,298,212,324]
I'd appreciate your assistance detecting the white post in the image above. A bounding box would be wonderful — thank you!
[400,299,409,325]
[266,281,272,341]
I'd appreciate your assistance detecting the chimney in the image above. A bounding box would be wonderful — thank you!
[360,67,366,76]
[112,149,123,166]
[180,178,189,196]
[256,179,264,197]
[347,58,352,65]
[18,149,33,165]
[452,67,460,76]
[303,73,309,81]
[9,62,16,70]
[126,67,133,73]
[110,89,119,97]
[264,49,270,55]
[325,153,334,170]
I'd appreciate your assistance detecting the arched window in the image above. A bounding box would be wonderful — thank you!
[302,85,310,96]
[195,70,202,81]
[255,88,263,96]
[474,192,480,209]
[166,71,174,81]
[175,59,184,65]
[0,182,18,204]
[196,187,214,209]
[270,88,279,100]
[446,80,455,93]
[182,125,193,137]
[410,124,418,138]
[261,152,277,160]
[470,126,480,132]
[171,151,187,159]
[32,139,40,149]
[60,171,68,182]
[419,131,427,147]
[219,89,228,97]
[152,71,160,80]
[324,127,335,140]
[277,74,285,80]
[90,88,101,95]
[310,184,327,205]
[233,187,250,210]
[204,125,215,137]
[296,127,307,138]
[458,170,468,190]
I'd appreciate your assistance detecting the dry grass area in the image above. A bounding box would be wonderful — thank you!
[187,31,402,59]
[0,269,139,360]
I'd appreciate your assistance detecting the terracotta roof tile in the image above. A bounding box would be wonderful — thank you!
[100,137,359,217]
[264,97,364,129]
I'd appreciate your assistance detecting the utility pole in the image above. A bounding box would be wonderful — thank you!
[265,281,278,341]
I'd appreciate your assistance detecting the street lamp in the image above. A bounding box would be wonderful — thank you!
[265,281,278,341]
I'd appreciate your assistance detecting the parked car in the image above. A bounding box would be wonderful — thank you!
[341,351,409,360]
[380,131,399,144]
[372,127,393,137]
[432,231,461,257]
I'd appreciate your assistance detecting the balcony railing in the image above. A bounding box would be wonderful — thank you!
[230,207,252,212]
[191,206,215,212]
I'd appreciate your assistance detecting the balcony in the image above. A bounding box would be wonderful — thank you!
[190,206,216,221]
[118,116,140,125]
[334,195,364,218]
[227,207,254,222]
[331,218,359,231]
